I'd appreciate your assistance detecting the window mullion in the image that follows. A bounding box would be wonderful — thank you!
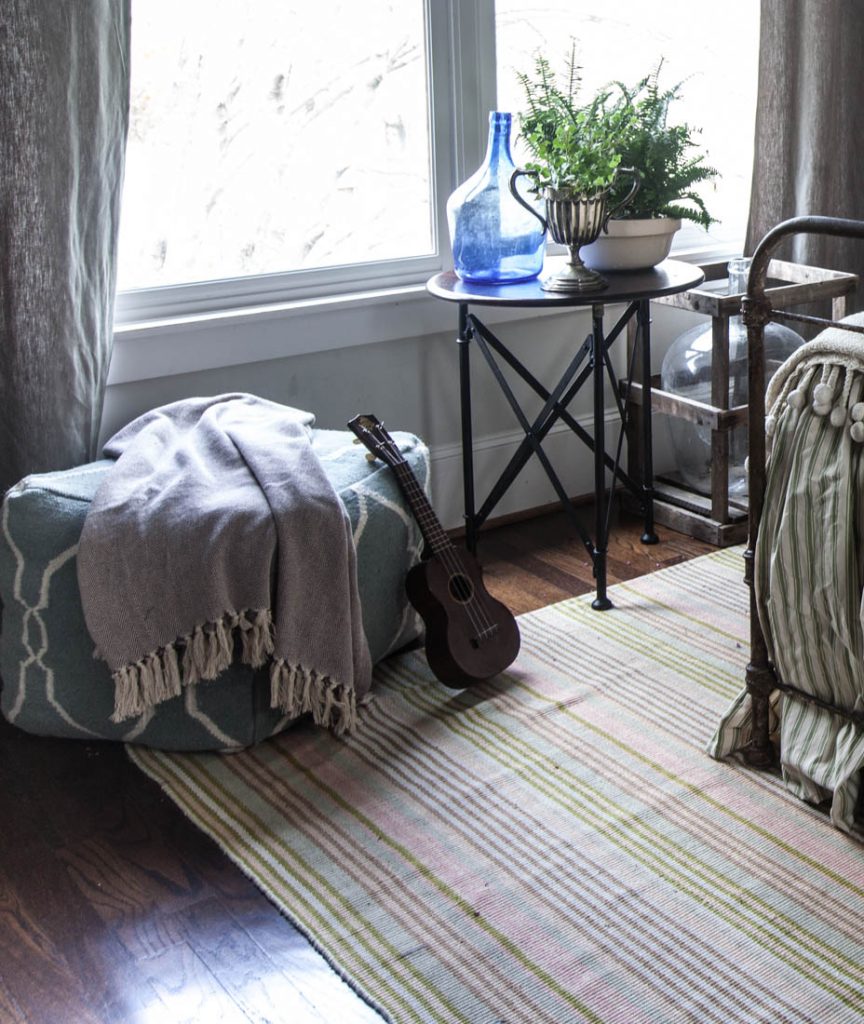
[425,0,497,279]
[439,0,498,184]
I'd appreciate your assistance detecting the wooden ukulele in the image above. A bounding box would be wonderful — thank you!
[348,414,520,689]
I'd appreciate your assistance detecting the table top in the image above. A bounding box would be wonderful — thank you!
[426,258,705,307]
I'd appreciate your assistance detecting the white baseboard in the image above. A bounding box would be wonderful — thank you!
[428,411,630,532]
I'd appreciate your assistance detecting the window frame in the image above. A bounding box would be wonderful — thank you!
[111,0,748,378]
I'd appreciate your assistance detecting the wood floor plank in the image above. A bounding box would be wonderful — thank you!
[482,566,574,616]
[141,942,252,1024]
[0,974,29,1024]
[58,823,210,928]
[0,856,118,1024]
[114,907,188,964]
[219,889,385,1023]
[179,897,333,1024]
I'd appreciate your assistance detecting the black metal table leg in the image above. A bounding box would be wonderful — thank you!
[591,304,612,610]
[637,299,659,544]
[458,304,477,554]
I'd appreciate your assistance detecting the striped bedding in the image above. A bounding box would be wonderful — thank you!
[709,315,864,832]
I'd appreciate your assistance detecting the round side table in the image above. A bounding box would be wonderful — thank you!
[427,258,705,609]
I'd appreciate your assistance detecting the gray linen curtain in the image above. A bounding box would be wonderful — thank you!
[746,0,864,284]
[0,1,131,497]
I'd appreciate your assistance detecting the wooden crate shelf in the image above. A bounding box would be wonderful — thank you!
[620,258,858,546]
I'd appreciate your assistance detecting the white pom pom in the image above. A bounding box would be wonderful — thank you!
[765,415,776,436]
[788,389,806,409]
[852,403,864,422]
[830,406,848,428]
[851,421,864,443]
[814,383,833,404]
[812,401,831,417]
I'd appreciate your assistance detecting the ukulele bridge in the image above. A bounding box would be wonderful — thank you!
[470,623,500,649]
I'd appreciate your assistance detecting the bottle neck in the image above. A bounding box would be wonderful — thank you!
[485,111,513,171]
[726,256,751,335]
[727,256,752,296]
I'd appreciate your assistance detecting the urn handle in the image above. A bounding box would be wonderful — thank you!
[603,167,642,229]
[508,169,547,231]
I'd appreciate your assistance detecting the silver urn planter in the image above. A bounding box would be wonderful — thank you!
[510,170,640,292]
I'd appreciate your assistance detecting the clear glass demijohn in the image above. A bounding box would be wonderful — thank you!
[446,111,547,284]
[660,257,805,497]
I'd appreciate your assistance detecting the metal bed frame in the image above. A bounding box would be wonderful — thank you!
[743,215,864,766]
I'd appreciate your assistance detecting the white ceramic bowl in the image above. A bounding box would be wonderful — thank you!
[581,217,682,271]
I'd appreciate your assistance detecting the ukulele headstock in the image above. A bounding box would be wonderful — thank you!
[347,414,406,470]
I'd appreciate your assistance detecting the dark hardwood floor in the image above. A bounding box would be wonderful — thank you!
[0,507,714,1024]
[477,504,715,617]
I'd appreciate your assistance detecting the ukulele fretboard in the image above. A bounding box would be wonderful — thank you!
[391,460,453,556]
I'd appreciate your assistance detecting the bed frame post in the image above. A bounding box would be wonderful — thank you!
[742,253,776,767]
[743,215,864,767]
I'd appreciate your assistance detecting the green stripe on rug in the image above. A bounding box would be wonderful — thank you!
[128,547,864,1024]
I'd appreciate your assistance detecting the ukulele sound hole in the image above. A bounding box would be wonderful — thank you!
[447,573,474,604]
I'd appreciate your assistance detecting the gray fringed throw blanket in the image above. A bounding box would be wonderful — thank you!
[77,394,372,734]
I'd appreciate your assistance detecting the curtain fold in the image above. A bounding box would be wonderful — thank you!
[0,0,131,497]
[746,0,864,286]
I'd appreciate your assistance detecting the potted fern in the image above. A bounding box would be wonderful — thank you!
[509,47,640,291]
[582,64,719,271]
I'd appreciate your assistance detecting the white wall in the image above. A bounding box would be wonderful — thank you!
[101,299,705,530]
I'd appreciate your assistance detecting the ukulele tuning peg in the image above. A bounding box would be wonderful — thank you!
[352,437,362,444]
[365,453,377,463]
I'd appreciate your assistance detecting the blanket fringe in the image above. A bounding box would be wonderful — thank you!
[269,659,358,735]
[110,609,356,735]
[110,608,275,723]
[112,646,183,722]
[237,609,275,666]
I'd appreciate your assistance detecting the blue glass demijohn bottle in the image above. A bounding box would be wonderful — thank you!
[446,111,546,284]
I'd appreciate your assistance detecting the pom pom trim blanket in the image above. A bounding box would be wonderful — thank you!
[76,395,372,734]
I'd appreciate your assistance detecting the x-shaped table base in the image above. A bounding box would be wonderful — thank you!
[457,300,656,610]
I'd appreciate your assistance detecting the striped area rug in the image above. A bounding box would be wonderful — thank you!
[129,547,864,1024]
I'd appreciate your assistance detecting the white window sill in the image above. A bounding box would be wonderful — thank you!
[108,243,740,386]
[109,280,580,384]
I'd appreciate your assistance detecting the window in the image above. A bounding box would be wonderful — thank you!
[115,2,757,324]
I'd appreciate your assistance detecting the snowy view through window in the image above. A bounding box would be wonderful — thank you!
[117,2,759,293]
[117,1,432,290]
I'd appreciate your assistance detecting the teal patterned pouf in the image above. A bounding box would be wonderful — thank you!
[0,428,427,750]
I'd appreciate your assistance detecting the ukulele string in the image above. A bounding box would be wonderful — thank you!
[396,465,498,641]
[367,428,498,643]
